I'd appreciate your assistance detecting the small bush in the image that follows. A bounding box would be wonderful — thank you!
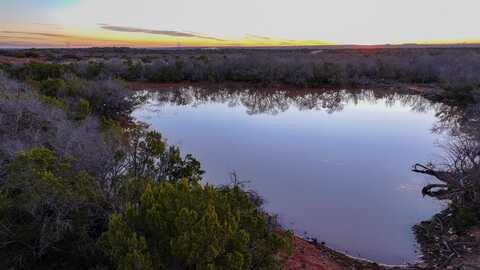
[15,63,67,81]
[39,78,67,97]
[85,62,105,79]
[449,206,479,233]
[74,98,92,121]
[76,79,138,120]
[101,180,292,270]
[39,95,67,109]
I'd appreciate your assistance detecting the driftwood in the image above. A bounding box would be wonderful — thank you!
[420,184,449,198]
[412,163,461,187]
[413,208,480,269]
[412,163,466,200]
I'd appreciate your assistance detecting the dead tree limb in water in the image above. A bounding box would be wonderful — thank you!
[413,163,462,187]
[412,163,465,200]
[421,184,449,198]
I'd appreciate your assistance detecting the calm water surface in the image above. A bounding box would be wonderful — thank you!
[132,87,447,264]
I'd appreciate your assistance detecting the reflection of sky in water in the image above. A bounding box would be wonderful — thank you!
[133,88,447,264]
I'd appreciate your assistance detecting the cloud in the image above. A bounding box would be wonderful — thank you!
[30,22,64,30]
[0,31,73,38]
[244,34,272,41]
[0,41,60,48]
[99,24,226,41]
[0,35,45,40]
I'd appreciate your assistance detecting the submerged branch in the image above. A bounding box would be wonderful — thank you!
[412,163,462,188]
[421,183,449,198]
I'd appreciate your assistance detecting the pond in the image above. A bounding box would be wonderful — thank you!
[132,86,448,265]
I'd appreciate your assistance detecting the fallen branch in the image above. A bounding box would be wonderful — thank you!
[413,163,462,188]
[421,183,449,198]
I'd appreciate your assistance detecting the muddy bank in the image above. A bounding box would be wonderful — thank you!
[285,236,410,270]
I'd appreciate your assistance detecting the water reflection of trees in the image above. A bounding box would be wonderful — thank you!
[145,86,439,115]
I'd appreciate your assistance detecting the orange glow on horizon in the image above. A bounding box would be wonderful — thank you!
[1,25,479,48]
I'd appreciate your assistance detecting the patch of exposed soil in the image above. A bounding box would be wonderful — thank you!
[284,236,407,270]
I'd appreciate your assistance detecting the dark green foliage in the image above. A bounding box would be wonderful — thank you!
[39,78,67,97]
[124,60,144,81]
[125,127,204,184]
[440,86,477,105]
[12,51,40,59]
[85,62,105,79]
[39,95,67,109]
[61,54,82,61]
[0,148,108,269]
[146,60,186,82]
[14,63,68,81]
[197,54,209,62]
[0,63,13,74]
[311,62,345,85]
[449,206,479,233]
[78,79,139,120]
[73,98,92,121]
[101,180,292,270]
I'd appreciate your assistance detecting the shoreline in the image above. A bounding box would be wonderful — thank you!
[283,235,419,270]
[129,81,434,269]
[286,235,412,270]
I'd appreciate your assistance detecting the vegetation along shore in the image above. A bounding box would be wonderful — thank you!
[0,47,479,269]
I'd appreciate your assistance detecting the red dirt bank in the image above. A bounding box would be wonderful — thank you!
[284,236,405,270]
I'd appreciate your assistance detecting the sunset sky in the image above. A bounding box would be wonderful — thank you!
[1,0,479,48]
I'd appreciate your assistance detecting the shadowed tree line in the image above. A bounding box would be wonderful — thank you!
[1,47,480,89]
[0,72,292,269]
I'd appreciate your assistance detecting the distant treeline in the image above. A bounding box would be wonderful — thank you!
[1,47,480,89]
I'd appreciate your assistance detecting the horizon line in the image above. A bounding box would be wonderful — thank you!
[2,42,480,50]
